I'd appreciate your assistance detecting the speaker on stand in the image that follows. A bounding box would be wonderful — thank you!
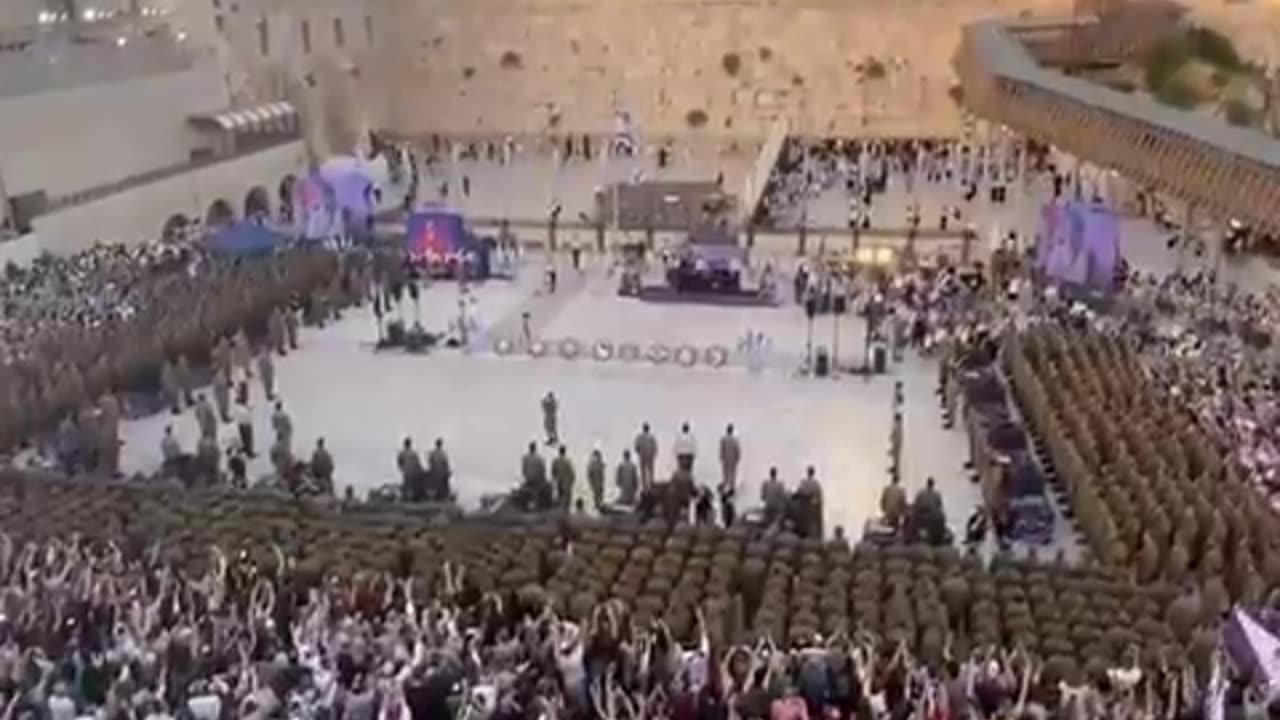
[804,293,817,375]
[831,292,848,377]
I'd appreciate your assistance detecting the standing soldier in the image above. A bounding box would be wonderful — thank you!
[541,392,559,446]
[521,442,550,508]
[212,335,232,380]
[397,438,425,501]
[880,474,907,530]
[674,423,696,475]
[310,438,335,492]
[232,328,252,382]
[271,401,293,455]
[634,423,658,489]
[194,394,218,441]
[551,445,576,512]
[761,467,787,527]
[212,367,232,423]
[587,447,606,510]
[96,392,121,477]
[889,411,903,478]
[161,357,182,414]
[719,424,741,491]
[284,305,300,350]
[234,396,255,459]
[176,353,195,408]
[615,450,639,506]
[257,350,276,401]
[427,438,452,502]
[268,307,287,356]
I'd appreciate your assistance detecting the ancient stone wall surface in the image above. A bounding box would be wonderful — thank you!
[378,0,1073,140]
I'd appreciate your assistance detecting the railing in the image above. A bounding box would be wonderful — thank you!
[40,134,303,216]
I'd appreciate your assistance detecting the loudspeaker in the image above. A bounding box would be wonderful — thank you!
[833,295,848,315]
[871,344,887,374]
[804,296,817,319]
[815,348,830,378]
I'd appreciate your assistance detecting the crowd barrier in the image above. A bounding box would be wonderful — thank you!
[493,336,732,369]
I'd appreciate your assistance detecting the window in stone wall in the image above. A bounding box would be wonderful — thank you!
[257,18,269,56]
[214,14,224,33]
[334,17,345,48]
[301,20,312,54]
[364,15,374,46]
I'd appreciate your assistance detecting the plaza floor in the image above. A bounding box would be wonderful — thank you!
[117,257,1010,545]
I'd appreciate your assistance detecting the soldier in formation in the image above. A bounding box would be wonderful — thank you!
[634,423,657,488]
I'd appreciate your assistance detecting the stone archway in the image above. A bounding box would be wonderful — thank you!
[206,198,236,228]
[244,185,271,220]
[278,174,297,222]
[160,213,191,242]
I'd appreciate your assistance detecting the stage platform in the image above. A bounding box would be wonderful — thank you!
[634,285,778,308]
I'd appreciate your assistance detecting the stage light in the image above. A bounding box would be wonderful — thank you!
[528,341,547,358]
[37,11,51,24]
[675,346,698,367]
[115,36,128,47]
[176,31,187,41]
[493,338,513,355]
[618,343,641,362]
[705,346,729,368]
[83,8,98,21]
[592,341,613,361]
[647,344,671,364]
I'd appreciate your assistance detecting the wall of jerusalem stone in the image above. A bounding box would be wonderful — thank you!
[378,0,1076,141]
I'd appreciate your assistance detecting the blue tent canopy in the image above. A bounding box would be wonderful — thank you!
[209,222,286,256]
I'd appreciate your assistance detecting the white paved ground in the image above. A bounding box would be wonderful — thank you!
[118,256,986,541]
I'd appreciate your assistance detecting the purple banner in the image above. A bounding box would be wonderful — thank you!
[1036,200,1120,292]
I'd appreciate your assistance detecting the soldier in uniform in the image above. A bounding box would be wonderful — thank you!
[96,392,121,477]
[257,350,276,401]
[310,438,335,491]
[615,449,639,506]
[195,433,220,486]
[551,445,576,512]
[719,424,741,491]
[587,447,606,510]
[234,396,255,458]
[284,305,300,350]
[271,401,293,455]
[634,423,658,489]
[761,466,787,527]
[397,438,425,501]
[231,328,252,382]
[194,394,218,441]
[880,474,907,530]
[541,392,559,445]
[161,357,182,414]
[269,434,294,483]
[212,367,232,423]
[268,308,287,356]
[426,438,452,502]
[176,353,195,408]
[160,425,183,475]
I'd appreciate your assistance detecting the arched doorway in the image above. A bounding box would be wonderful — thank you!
[206,198,235,228]
[244,186,271,220]
[160,213,191,243]
[278,174,297,223]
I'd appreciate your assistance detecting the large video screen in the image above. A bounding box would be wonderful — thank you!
[1035,200,1120,292]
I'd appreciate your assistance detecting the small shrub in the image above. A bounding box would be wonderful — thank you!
[686,108,709,128]
[791,74,805,88]
[758,46,772,62]
[864,57,887,80]
[1187,26,1241,71]
[499,50,523,69]
[462,66,475,80]
[1144,38,1190,92]
[722,52,741,77]
[1224,98,1257,127]
[947,84,964,105]
[1155,77,1200,109]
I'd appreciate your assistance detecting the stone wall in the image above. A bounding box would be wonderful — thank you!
[379,0,1074,140]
